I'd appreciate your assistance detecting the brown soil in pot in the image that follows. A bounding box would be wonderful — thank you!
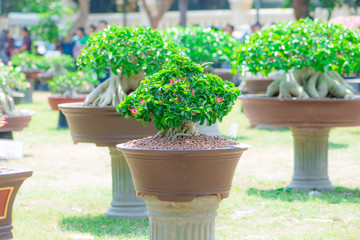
[125,133,239,150]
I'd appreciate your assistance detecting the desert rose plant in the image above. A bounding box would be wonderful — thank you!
[0,62,28,115]
[11,52,43,73]
[232,18,360,99]
[164,25,239,65]
[117,55,240,140]
[38,54,75,78]
[77,25,181,107]
[48,71,98,98]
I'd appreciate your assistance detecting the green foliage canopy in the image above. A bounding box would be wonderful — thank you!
[232,18,360,76]
[164,26,239,64]
[77,26,181,78]
[117,55,240,133]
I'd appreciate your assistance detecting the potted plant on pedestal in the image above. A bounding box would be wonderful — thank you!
[37,54,75,81]
[164,25,239,136]
[0,110,33,240]
[117,54,248,239]
[59,26,180,218]
[233,18,360,190]
[48,71,97,128]
[0,62,34,139]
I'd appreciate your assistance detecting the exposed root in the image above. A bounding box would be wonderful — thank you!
[0,90,15,115]
[154,122,197,141]
[83,71,145,107]
[38,67,67,78]
[266,68,355,99]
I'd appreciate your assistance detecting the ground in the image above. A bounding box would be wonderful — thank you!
[1,91,360,239]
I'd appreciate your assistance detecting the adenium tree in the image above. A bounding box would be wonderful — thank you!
[11,52,42,73]
[117,55,240,140]
[37,54,75,78]
[48,71,98,98]
[164,25,239,65]
[232,18,360,99]
[77,25,181,107]
[0,62,28,115]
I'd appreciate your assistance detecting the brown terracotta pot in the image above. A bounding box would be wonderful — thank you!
[58,102,158,147]
[0,110,34,132]
[213,68,234,82]
[48,95,87,111]
[117,144,249,202]
[240,95,360,129]
[23,71,41,80]
[244,79,275,93]
[0,168,32,240]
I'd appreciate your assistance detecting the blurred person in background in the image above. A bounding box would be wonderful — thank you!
[98,20,108,32]
[0,30,15,63]
[73,27,88,60]
[88,24,96,36]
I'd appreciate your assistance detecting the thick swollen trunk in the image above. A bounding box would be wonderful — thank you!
[0,90,16,115]
[292,0,310,20]
[83,71,145,107]
[155,121,197,140]
[266,68,355,99]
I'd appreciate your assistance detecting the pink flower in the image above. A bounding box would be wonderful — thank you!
[0,106,2,109]
[158,98,163,104]
[140,99,146,105]
[1,115,8,121]
[191,89,195,96]
[0,113,7,128]
[77,71,84,77]
[128,108,138,116]
[216,96,223,104]
[27,82,31,88]
[170,78,179,85]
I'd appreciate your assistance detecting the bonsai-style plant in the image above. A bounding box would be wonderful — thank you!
[232,18,360,99]
[117,54,240,139]
[77,25,181,107]
[116,54,248,238]
[164,25,239,66]
[0,62,28,115]
[48,71,97,98]
[235,18,360,191]
[11,52,42,73]
[37,54,75,79]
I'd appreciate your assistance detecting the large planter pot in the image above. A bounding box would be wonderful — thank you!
[48,95,88,129]
[0,168,32,240]
[244,78,275,93]
[240,95,360,190]
[117,144,249,239]
[48,95,88,111]
[0,110,34,139]
[213,68,235,83]
[59,102,158,218]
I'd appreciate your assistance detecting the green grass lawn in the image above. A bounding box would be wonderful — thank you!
[2,91,360,239]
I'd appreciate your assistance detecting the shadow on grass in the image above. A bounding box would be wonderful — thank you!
[247,186,360,204]
[329,142,349,149]
[60,215,148,238]
[255,126,290,132]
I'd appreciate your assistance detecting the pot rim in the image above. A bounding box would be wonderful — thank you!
[58,102,115,110]
[239,94,360,102]
[0,168,33,175]
[116,142,250,152]
[6,109,35,118]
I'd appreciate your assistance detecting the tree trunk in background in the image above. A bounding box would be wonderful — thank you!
[292,0,310,20]
[142,0,174,28]
[179,0,188,26]
[65,0,90,42]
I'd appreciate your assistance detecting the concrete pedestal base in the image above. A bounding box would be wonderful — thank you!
[105,147,148,219]
[288,127,335,191]
[143,195,221,240]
